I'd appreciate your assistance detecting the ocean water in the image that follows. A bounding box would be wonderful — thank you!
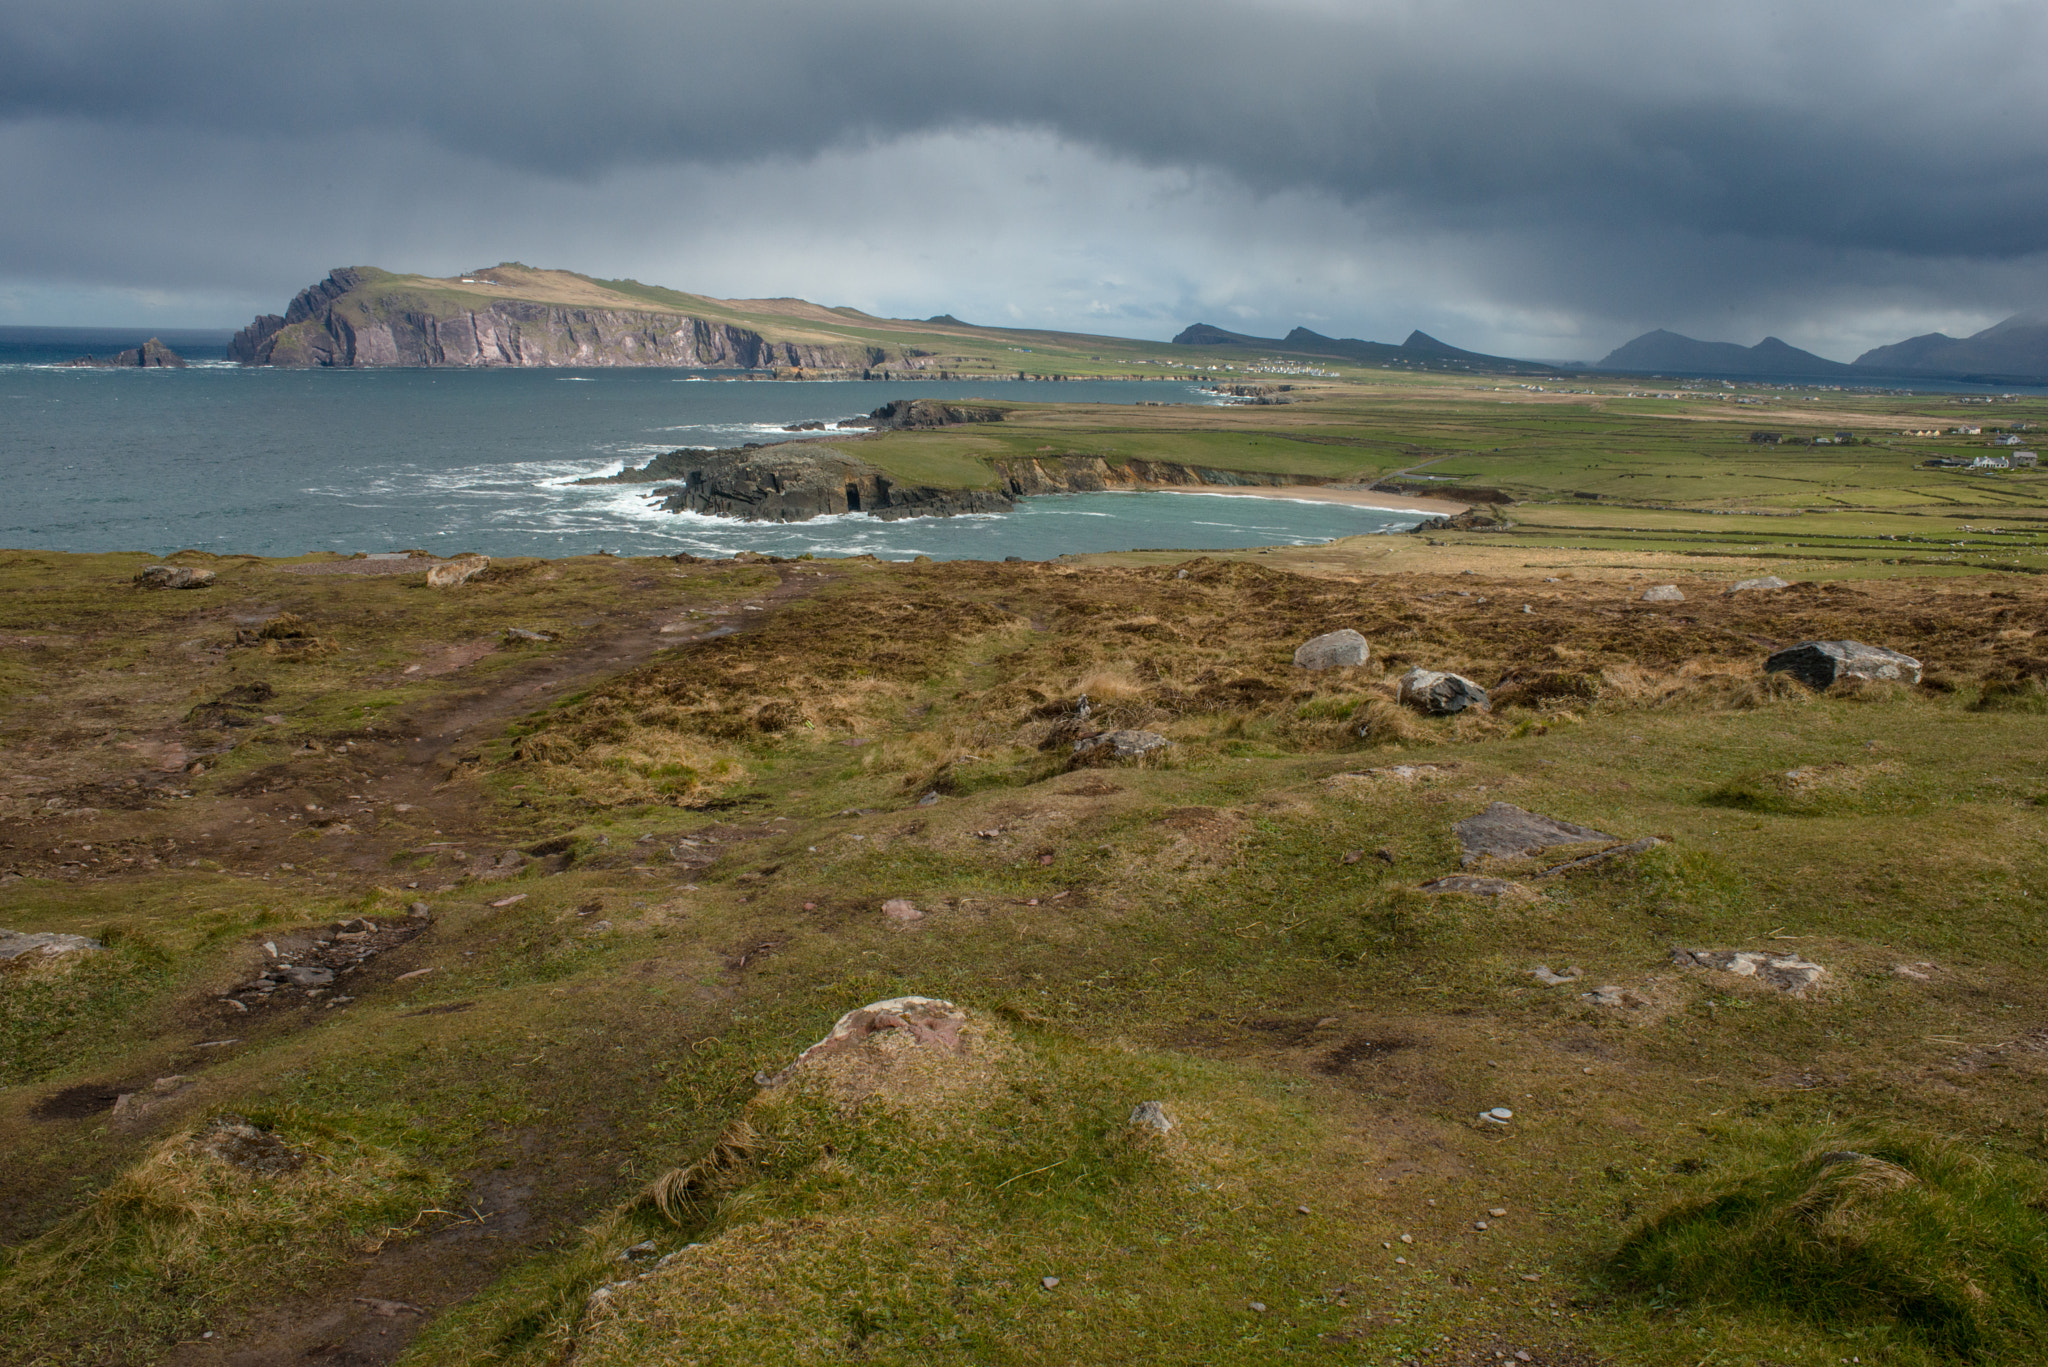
[0,355,1422,559]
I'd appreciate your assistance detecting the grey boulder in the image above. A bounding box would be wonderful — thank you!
[1727,576,1791,594]
[271,964,335,987]
[1765,640,1922,688]
[1454,802,1614,867]
[135,565,216,590]
[1397,667,1489,715]
[1293,629,1370,670]
[1641,585,1685,602]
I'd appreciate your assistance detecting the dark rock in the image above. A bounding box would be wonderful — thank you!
[1397,666,1489,714]
[1765,640,1922,688]
[134,565,216,590]
[1454,802,1614,867]
[1293,628,1370,670]
[272,965,335,987]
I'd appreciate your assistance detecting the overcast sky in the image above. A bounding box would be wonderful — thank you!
[4,0,2045,359]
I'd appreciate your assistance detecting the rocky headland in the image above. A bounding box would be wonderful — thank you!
[585,395,1320,523]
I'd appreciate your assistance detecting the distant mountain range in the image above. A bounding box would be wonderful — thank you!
[1596,316,2048,383]
[1172,323,1562,376]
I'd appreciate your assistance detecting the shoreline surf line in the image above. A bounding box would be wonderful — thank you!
[1140,484,1469,517]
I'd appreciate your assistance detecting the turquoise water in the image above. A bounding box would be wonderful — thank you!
[0,363,1421,558]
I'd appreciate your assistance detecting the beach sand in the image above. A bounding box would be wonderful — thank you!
[1142,484,1469,516]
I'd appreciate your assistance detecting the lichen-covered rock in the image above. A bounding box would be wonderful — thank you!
[1071,729,1170,764]
[134,565,215,590]
[1727,575,1791,594]
[1397,667,1489,714]
[427,555,489,588]
[1641,584,1685,602]
[1671,948,1826,997]
[1765,640,1922,688]
[1293,629,1370,670]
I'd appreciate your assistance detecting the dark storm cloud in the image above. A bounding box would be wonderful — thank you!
[4,0,2046,346]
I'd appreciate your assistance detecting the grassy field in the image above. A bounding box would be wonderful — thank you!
[4,372,2048,1365]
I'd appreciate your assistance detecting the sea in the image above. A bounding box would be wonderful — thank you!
[0,328,1421,561]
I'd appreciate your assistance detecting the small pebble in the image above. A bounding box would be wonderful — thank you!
[1399,1233,1413,1244]
[1489,1207,1507,1217]
[1395,1256,1407,1265]
[1296,1205,1310,1215]
[1522,1273,1541,1282]
[1474,1221,1489,1231]
[1041,1276,1059,1290]
[1249,1301,1267,1313]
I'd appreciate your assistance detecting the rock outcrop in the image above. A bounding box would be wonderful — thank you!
[1765,640,1923,688]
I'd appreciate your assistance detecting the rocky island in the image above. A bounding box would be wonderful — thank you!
[65,337,185,368]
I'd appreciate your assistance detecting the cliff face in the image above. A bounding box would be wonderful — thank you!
[232,269,894,372]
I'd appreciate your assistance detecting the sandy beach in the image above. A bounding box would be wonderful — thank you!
[1142,483,1469,517]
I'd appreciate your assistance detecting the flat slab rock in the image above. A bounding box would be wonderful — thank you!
[1672,948,1826,997]
[1293,628,1370,670]
[0,929,101,961]
[1765,640,1921,689]
[1641,584,1685,602]
[1454,803,1614,867]
[1419,874,1534,900]
[1727,576,1791,594]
